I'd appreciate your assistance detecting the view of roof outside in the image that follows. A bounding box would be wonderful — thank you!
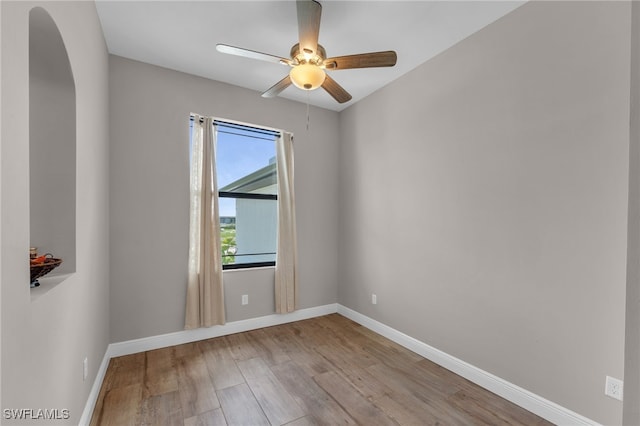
[189,118,279,266]
[216,126,277,216]
[214,123,278,266]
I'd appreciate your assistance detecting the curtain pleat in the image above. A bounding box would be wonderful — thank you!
[275,132,298,313]
[185,116,225,328]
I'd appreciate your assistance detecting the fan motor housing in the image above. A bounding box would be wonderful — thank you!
[290,43,326,66]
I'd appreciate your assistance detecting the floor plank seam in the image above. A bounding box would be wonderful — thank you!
[91,314,552,426]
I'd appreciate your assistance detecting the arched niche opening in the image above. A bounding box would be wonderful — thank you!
[29,7,76,280]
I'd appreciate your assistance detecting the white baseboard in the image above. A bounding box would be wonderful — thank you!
[78,348,112,426]
[107,303,337,358]
[79,303,338,425]
[336,304,599,426]
[80,302,598,426]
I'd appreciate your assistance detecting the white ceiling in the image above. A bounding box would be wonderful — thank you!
[96,1,525,112]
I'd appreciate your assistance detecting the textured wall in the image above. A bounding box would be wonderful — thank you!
[1,1,110,423]
[109,56,340,342]
[338,2,629,424]
[624,1,640,425]
[29,7,76,275]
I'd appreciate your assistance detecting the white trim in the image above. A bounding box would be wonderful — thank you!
[336,304,599,426]
[81,302,598,426]
[78,348,112,426]
[79,303,337,425]
[107,303,337,358]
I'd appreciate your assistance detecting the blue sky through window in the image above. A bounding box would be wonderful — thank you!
[189,118,277,217]
[215,127,276,217]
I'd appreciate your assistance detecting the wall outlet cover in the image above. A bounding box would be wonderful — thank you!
[605,375,623,401]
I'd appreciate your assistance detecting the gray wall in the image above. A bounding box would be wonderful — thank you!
[624,1,640,425]
[337,2,629,425]
[1,1,110,423]
[109,56,340,342]
[29,7,76,275]
[2,1,628,423]
[1,0,4,410]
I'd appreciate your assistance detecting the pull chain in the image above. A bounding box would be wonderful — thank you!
[306,91,311,131]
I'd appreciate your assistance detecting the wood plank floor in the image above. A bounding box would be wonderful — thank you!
[90,314,552,426]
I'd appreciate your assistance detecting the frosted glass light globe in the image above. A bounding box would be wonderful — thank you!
[290,64,326,90]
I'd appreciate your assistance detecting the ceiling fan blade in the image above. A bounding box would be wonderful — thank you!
[324,51,398,70]
[216,44,291,66]
[322,74,352,104]
[262,75,292,98]
[297,0,322,56]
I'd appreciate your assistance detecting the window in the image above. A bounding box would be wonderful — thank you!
[191,118,280,270]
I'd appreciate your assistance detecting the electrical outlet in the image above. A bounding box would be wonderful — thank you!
[242,294,248,305]
[372,294,377,305]
[605,376,623,401]
[83,357,88,381]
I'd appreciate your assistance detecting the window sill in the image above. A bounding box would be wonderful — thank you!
[223,265,275,273]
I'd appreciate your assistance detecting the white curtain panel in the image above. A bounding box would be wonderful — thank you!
[275,131,298,313]
[185,115,225,328]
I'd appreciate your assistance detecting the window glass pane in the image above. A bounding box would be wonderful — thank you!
[219,197,235,219]
[214,121,278,268]
[216,126,277,196]
[220,198,277,266]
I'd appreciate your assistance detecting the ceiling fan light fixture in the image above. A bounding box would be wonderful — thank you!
[289,63,325,90]
[217,2,396,104]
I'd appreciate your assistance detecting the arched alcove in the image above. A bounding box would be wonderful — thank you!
[29,7,76,279]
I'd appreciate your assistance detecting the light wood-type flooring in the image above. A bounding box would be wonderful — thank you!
[91,314,551,425]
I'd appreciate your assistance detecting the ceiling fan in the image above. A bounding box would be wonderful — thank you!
[216,0,397,104]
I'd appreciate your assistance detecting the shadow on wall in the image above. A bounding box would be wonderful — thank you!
[29,6,76,278]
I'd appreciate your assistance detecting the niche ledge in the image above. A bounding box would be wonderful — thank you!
[30,272,74,302]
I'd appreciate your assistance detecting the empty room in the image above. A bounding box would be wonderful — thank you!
[1,1,639,425]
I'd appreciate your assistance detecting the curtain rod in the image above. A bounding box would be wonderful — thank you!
[189,114,281,138]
